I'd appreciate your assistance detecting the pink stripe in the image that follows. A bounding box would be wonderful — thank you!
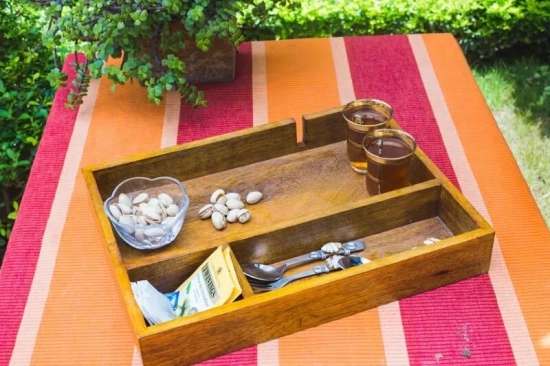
[198,347,258,366]
[344,35,515,364]
[0,54,81,364]
[177,42,256,364]
[177,42,253,143]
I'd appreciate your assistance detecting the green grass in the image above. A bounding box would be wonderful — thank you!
[473,58,550,228]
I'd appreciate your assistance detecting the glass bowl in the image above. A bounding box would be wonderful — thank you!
[104,176,190,250]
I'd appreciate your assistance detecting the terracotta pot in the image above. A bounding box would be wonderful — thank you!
[177,36,236,83]
[145,23,236,84]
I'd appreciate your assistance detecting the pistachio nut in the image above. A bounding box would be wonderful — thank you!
[213,203,229,216]
[199,204,214,219]
[237,208,251,224]
[226,209,240,223]
[158,193,174,207]
[132,192,149,205]
[225,192,241,201]
[109,204,122,220]
[144,228,165,238]
[166,204,179,217]
[211,211,226,230]
[118,193,132,207]
[226,199,244,210]
[246,191,263,204]
[118,215,135,234]
[210,189,226,204]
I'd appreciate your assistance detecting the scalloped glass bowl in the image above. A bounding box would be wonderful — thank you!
[104,176,190,250]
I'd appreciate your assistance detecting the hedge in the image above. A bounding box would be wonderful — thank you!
[0,0,57,253]
[240,0,550,62]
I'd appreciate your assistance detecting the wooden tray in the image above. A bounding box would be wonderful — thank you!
[83,106,494,366]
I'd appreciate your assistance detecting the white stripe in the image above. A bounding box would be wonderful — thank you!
[257,340,280,366]
[161,91,181,148]
[330,37,356,104]
[408,34,539,366]
[132,345,144,366]
[9,79,101,365]
[331,36,411,366]
[252,41,269,126]
[379,302,411,366]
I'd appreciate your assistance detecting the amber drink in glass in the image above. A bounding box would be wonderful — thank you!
[343,99,393,174]
[362,129,417,195]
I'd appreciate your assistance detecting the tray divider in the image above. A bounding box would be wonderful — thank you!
[226,245,255,299]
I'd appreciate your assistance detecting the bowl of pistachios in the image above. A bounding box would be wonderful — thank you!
[104,176,190,250]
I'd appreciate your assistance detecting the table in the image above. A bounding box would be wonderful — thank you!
[1,33,549,366]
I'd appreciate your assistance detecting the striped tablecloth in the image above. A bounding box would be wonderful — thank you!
[1,33,549,366]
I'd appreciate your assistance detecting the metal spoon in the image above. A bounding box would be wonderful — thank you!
[242,240,365,283]
[250,255,370,291]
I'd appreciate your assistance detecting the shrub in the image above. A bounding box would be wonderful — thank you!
[0,0,57,251]
[240,0,550,62]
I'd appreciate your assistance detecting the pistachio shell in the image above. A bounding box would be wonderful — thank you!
[134,229,145,243]
[211,211,226,230]
[118,193,132,207]
[199,204,214,219]
[109,204,122,220]
[144,228,165,237]
[210,189,226,204]
[132,206,142,216]
[137,216,148,226]
[246,191,263,204]
[225,199,244,210]
[226,209,240,223]
[216,195,228,206]
[143,211,161,224]
[158,193,174,207]
[119,215,135,234]
[117,203,132,215]
[225,192,241,201]
[132,192,149,205]
[138,203,149,212]
[162,216,175,225]
[145,203,163,215]
[148,198,160,206]
[237,208,251,224]
[213,203,229,216]
[166,204,179,217]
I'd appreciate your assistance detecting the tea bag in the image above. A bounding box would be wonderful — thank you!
[174,246,242,317]
[131,280,175,326]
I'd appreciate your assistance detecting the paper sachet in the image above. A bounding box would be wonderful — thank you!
[131,280,176,326]
[174,246,242,317]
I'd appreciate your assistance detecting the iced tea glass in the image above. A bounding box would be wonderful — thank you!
[343,99,393,174]
[362,129,417,195]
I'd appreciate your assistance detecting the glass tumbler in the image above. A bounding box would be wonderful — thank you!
[343,99,393,174]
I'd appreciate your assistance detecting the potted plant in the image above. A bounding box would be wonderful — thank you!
[34,0,296,108]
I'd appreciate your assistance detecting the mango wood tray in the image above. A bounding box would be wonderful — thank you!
[83,106,495,366]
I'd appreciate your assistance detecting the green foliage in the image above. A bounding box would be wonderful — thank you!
[36,0,297,108]
[240,0,550,62]
[0,0,57,247]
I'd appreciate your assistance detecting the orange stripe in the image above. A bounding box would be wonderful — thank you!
[30,60,167,365]
[423,33,550,364]
[264,37,386,365]
[265,38,340,140]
